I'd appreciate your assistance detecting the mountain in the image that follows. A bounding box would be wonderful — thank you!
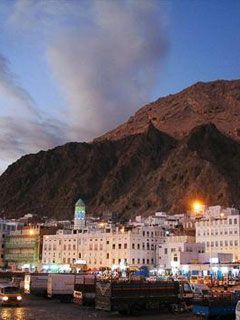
[0,80,240,219]
[97,79,240,142]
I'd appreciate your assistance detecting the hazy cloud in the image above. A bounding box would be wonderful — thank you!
[0,53,38,117]
[0,0,168,172]
[47,0,168,140]
[0,51,66,173]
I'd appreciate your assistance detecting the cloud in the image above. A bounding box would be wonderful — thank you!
[47,0,168,140]
[0,0,168,172]
[0,51,67,173]
[0,116,67,172]
[0,53,38,117]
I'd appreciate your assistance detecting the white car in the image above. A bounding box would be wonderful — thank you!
[236,301,240,320]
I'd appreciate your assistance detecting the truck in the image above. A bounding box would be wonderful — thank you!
[193,291,240,319]
[73,274,96,306]
[24,274,48,296]
[47,273,84,302]
[95,279,193,315]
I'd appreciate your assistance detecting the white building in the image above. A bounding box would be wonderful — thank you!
[196,206,240,262]
[158,235,207,271]
[42,224,165,270]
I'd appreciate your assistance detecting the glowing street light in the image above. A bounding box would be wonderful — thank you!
[191,200,205,215]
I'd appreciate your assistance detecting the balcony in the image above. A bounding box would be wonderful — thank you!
[5,241,37,249]
[4,253,39,263]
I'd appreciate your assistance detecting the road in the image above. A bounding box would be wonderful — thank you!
[0,295,197,320]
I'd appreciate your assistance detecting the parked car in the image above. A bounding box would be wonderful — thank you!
[0,284,22,306]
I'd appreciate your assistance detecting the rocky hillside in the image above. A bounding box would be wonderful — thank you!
[0,80,240,219]
[97,79,240,142]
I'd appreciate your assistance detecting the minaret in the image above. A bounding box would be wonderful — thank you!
[74,198,86,229]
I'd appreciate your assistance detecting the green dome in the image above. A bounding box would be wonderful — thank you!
[75,198,85,207]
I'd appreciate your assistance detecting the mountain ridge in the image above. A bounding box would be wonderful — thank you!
[97,79,240,143]
[0,79,240,219]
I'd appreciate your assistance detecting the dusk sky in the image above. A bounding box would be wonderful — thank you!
[0,0,240,173]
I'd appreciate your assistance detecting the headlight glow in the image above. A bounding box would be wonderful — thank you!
[2,296,8,301]
[17,296,22,301]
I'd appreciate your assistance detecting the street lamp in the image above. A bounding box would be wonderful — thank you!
[191,200,205,217]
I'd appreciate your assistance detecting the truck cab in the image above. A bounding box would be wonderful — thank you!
[178,281,194,301]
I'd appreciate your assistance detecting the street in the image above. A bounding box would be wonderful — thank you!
[0,295,197,320]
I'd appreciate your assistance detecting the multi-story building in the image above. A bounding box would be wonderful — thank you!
[158,234,197,270]
[0,220,23,269]
[42,224,165,270]
[196,206,240,262]
[5,225,56,270]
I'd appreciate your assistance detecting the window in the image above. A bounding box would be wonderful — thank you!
[132,258,135,264]
[137,243,140,249]
[106,240,109,244]
[143,258,145,264]
[164,248,168,254]
[124,243,127,249]
[112,244,115,249]
[235,240,238,246]
[229,219,232,225]
[118,244,121,249]
[106,253,109,259]
[225,240,228,246]
[132,243,135,249]
[234,218,237,224]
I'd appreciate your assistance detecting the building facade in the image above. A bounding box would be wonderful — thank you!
[5,225,56,270]
[158,235,197,270]
[0,220,23,269]
[42,224,165,270]
[196,206,240,262]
